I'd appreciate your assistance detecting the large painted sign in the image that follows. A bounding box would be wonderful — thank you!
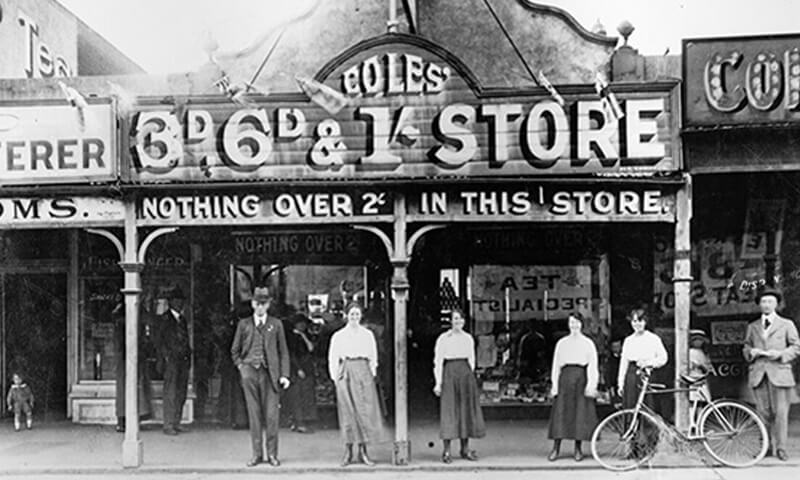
[407,185,675,222]
[0,101,116,184]
[0,197,124,228]
[128,36,680,183]
[684,34,800,126]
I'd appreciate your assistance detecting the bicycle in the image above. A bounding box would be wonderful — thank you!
[590,367,768,471]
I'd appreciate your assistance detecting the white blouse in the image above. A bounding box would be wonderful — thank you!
[551,333,599,391]
[433,329,476,388]
[617,330,668,387]
[328,324,378,380]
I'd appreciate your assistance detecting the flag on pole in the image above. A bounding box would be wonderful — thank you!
[57,81,88,130]
[295,76,349,115]
[537,71,564,106]
[594,72,624,122]
[213,73,266,108]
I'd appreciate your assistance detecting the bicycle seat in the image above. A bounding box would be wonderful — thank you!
[680,374,708,386]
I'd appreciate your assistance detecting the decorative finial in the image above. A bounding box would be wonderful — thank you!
[592,18,607,36]
[617,20,635,46]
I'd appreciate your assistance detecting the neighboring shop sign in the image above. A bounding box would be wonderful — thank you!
[128,37,680,182]
[684,34,800,126]
[470,265,593,325]
[137,190,393,226]
[407,186,675,222]
[0,102,116,184]
[0,196,124,228]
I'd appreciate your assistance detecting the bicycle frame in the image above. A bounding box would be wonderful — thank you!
[624,369,734,442]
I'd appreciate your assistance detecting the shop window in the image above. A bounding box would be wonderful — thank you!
[0,230,69,262]
[232,264,374,407]
[469,263,611,406]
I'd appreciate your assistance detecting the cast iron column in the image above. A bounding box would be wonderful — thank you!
[391,193,410,465]
[120,201,143,467]
[673,175,693,432]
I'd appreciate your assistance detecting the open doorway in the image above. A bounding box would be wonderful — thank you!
[2,274,67,422]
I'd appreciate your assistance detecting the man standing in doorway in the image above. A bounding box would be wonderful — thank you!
[231,286,291,467]
[743,287,800,461]
[159,287,191,436]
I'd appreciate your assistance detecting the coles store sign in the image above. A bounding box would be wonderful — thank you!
[130,38,679,182]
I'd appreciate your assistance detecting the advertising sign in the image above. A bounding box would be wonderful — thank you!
[0,196,124,228]
[407,186,675,222]
[137,189,392,226]
[684,34,800,126]
[0,101,116,184]
[470,264,593,323]
[128,36,680,183]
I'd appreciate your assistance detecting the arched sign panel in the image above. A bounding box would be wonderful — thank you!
[127,34,680,183]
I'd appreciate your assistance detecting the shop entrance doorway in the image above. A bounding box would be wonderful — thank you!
[1,273,68,421]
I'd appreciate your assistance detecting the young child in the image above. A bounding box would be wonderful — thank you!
[6,373,34,431]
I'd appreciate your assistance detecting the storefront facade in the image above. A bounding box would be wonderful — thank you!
[683,34,800,403]
[0,1,693,468]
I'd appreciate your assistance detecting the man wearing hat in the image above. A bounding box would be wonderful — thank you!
[231,286,291,467]
[743,287,800,461]
[158,286,192,436]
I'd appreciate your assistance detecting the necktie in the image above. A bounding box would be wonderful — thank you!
[764,317,771,330]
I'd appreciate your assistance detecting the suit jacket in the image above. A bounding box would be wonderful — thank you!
[231,315,290,391]
[743,314,800,388]
[157,311,192,364]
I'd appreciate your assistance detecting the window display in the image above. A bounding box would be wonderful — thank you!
[467,264,611,406]
[231,264,372,406]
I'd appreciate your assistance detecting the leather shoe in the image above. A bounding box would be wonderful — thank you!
[574,449,584,462]
[163,428,178,436]
[341,445,353,467]
[176,425,189,433]
[547,449,559,461]
[267,456,281,467]
[246,456,262,467]
[776,449,789,461]
[460,450,478,461]
[358,446,375,466]
[442,452,452,464]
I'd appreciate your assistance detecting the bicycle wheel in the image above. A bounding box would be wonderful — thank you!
[591,409,661,471]
[700,400,768,467]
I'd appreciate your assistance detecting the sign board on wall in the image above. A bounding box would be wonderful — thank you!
[0,101,116,184]
[0,0,76,79]
[128,36,680,183]
[0,197,124,228]
[407,186,675,222]
[137,190,393,226]
[470,265,593,323]
[684,34,800,126]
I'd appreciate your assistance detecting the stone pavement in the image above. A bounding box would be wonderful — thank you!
[0,418,798,475]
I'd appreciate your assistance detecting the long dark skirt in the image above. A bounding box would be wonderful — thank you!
[335,359,388,444]
[440,359,486,440]
[548,365,598,441]
[287,374,317,423]
[623,361,641,409]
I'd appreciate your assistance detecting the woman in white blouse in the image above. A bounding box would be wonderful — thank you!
[433,308,486,463]
[547,312,599,462]
[328,303,386,466]
[617,308,668,409]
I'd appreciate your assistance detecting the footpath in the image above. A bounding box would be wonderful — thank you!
[0,419,798,475]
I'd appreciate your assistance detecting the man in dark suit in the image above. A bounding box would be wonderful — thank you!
[743,287,800,461]
[231,286,291,467]
[158,287,191,436]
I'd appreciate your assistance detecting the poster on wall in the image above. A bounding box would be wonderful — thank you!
[470,265,592,329]
[653,235,779,317]
[741,199,785,260]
